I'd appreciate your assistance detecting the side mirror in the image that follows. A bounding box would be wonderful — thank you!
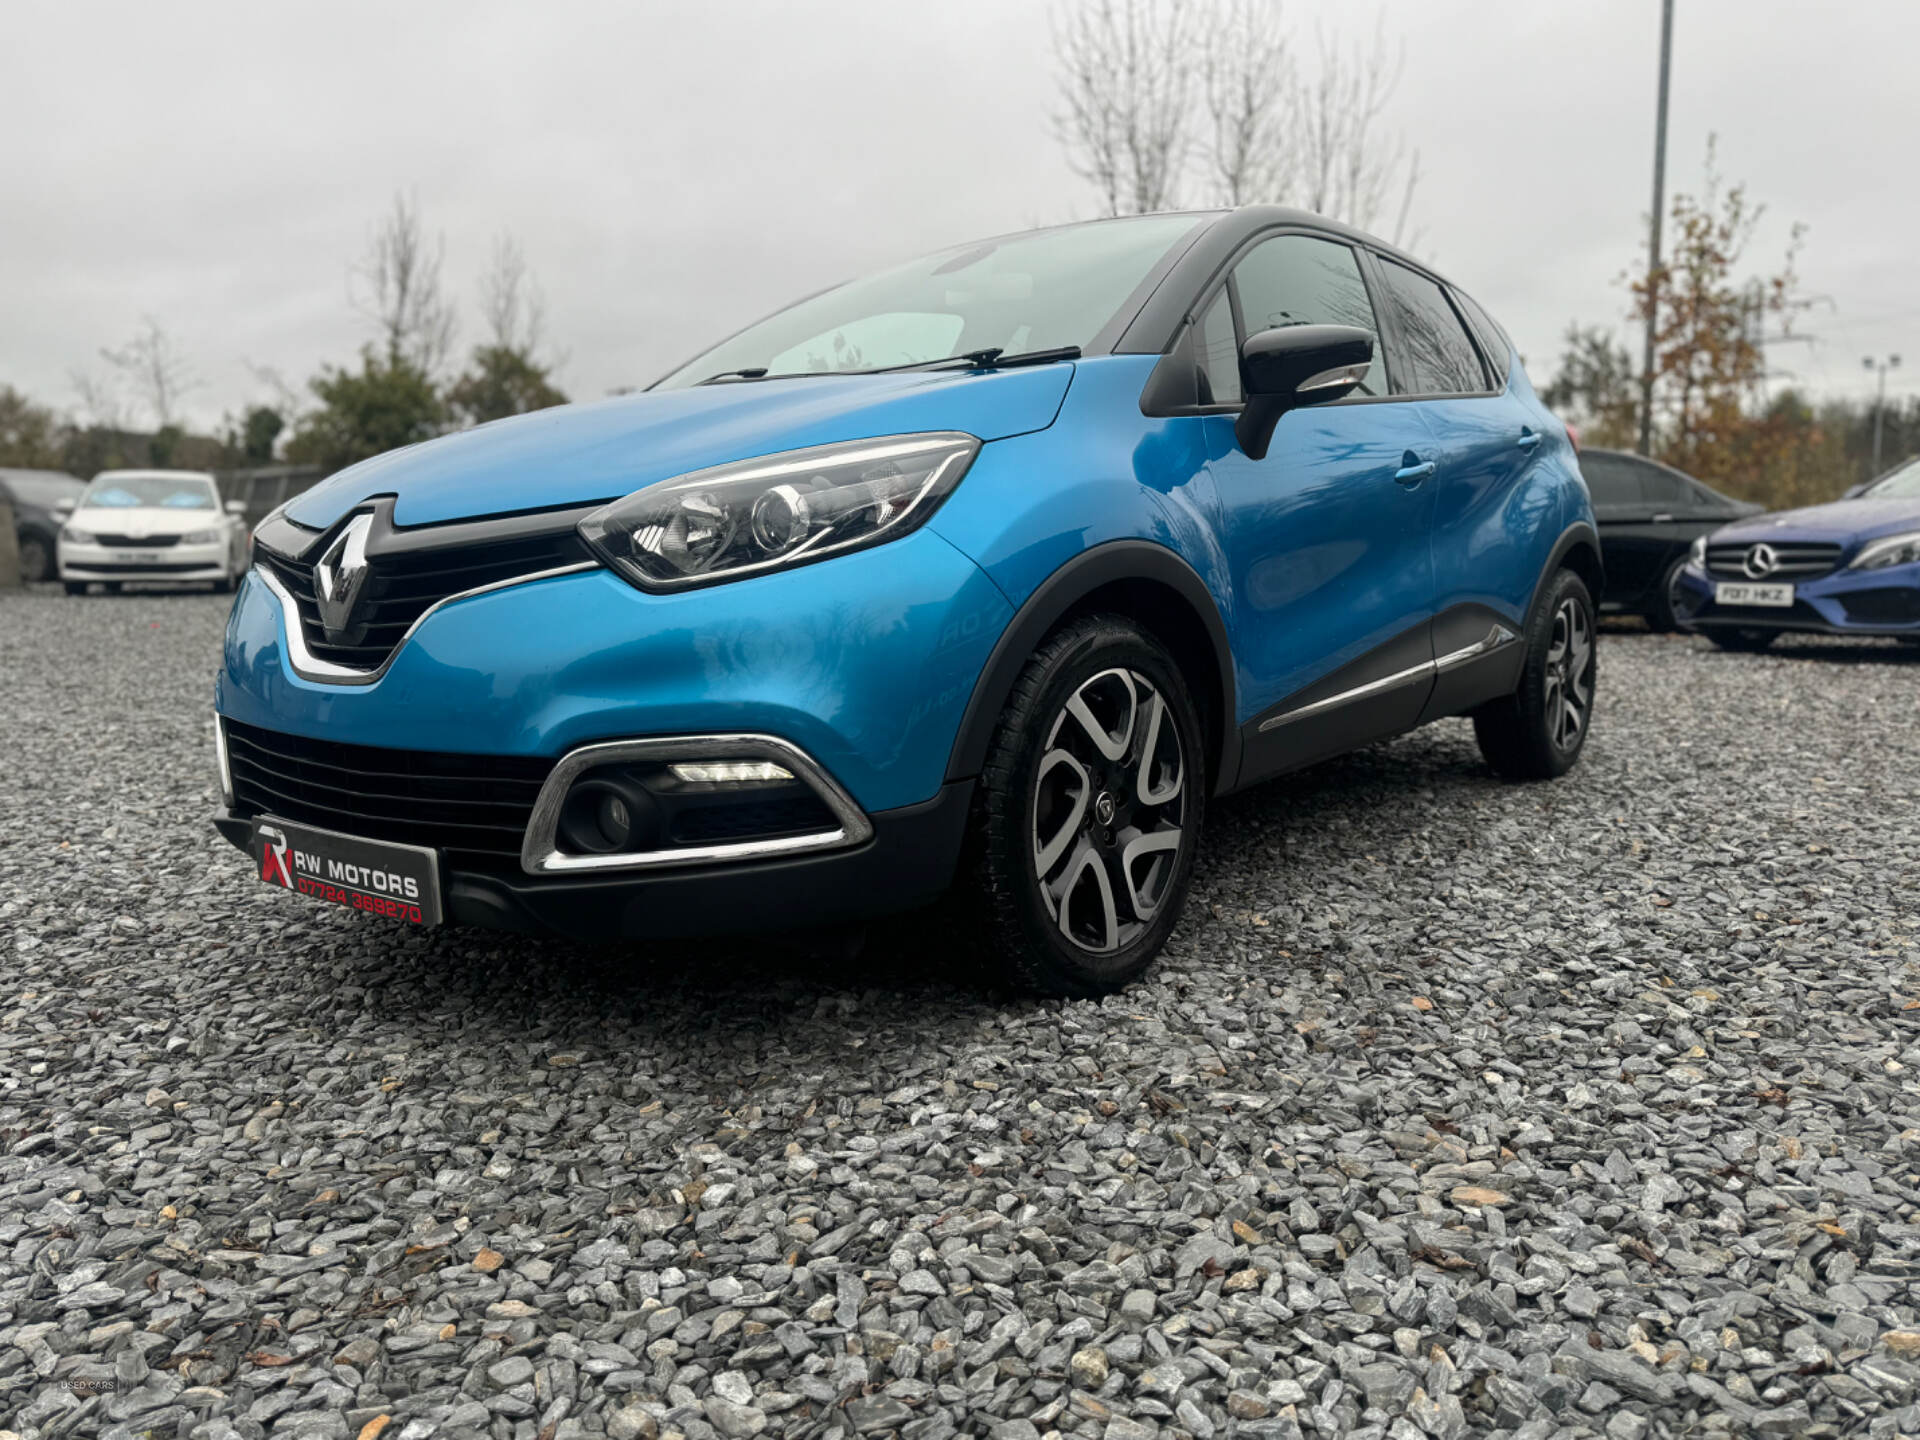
[1235,324,1375,461]
[1841,483,1868,499]
[225,498,247,516]
[53,498,76,518]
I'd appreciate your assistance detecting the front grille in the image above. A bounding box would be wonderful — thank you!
[90,532,182,548]
[1707,541,1842,579]
[223,719,553,872]
[257,526,593,672]
[1841,588,1920,626]
[66,560,219,574]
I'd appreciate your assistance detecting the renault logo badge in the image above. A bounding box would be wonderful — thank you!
[1742,542,1778,579]
[314,513,374,639]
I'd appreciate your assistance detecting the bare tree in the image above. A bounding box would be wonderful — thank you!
[1053,0,1196,216]
[354,192,456,374]
[70,368,129,433]
[1200,0,1293,207]
[478,233,548,356]
[1292,19,1422,244]
[1051,0,1421,241]
[99,316,198,428]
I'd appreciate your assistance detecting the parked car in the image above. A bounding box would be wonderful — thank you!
[1581,447,1760,630]
[213,207,1600,994]
[58,469,250,594]
[1675,453,1920,649]
[0,468,87,581]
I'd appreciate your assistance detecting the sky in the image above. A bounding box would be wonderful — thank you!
[7,1,1920,436]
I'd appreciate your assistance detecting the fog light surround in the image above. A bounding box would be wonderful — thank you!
[522,734,873,875]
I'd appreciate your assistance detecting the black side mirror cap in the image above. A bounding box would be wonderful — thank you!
[1235,324,1375,460]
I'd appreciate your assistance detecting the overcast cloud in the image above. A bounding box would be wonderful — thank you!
[7,1,1919,434]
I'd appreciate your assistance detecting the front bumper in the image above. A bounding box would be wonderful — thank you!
[60,538,229,582]
[1673,560,1920,637]
[212,780,973,939]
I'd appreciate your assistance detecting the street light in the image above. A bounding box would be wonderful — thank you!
[1865,354,1902,475]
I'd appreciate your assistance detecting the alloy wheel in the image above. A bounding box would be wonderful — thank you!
[1031,667,1187,955]
[1542,597,1594,750]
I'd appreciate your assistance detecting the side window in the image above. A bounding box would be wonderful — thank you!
[1636,464,1692,508]
[1230,235,1385,397]
[1194,289,1241,405]
[1454,290,1512,385]
[1579,454,1637,507]
[1376,260,1488,395]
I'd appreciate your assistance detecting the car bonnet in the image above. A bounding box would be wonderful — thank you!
[1709,495,1920,547]
[284,364,1075,530]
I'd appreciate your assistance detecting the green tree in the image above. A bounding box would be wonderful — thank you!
[0,385,68,469]
[242,406,284,463]
[284,351,445,472]
[447,345,567,426]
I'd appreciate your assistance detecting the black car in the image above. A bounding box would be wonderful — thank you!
[0,468,87,582]
[1580,448,1761,630]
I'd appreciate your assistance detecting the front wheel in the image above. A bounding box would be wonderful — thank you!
[969,615,1206,996]
[19,535,51,583]
[1709,628,1777,652]
[1474,569,1596,780]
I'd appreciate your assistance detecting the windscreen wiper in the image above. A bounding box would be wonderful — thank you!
[880,346,1083,374]
[695,367,770,385]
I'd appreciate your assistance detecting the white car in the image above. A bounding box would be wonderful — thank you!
[57,470,249,595]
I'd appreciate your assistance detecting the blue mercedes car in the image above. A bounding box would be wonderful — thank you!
[1674,455,1920,649]
[213,208,1599,994]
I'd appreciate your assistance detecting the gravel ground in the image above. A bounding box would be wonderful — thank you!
[3,586,1920,1440]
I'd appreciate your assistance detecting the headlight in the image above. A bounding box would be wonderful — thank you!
[1851,531,1920,572]
[1689,535,1707,566]
[181,528,221,545]
[578,433,980,591]
[62,525,94,544]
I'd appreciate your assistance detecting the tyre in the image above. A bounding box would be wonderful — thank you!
[1645,556,1688,633]
[1474,568,1596,780]
[1708,628,1776,652]
[103,582,123,595]
[213,573,236,595]
[63,581,87,596]
[970,614,1205,996]
[18,535,51,583]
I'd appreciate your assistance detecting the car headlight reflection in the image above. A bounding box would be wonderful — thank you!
[1851,530,1920,572]
[578,433,980,591]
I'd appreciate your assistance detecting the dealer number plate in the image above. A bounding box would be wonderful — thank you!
[1714,581,1794,608]
[118,551,167,564]
[250,815,442,925]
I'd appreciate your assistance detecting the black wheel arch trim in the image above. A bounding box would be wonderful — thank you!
[945,540,1241,794]
[1533,521,1605,619]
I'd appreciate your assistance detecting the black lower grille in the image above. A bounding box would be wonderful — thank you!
[256,506,594,672]
[66,560,220,574]
[224,719,553,871]
[91,532,182,548]
[1841,587,1920,625]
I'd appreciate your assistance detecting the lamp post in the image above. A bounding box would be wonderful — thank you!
[1865,354,1902,475]
[1638,0,1676,457]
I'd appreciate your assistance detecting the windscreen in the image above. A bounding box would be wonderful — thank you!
[1867,457,1920,499]
[83,476,217,509]
[654,215,1205,389]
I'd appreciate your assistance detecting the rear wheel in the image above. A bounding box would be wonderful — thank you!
[1645,556,1688,633]
[1474,568,1596,780]
[1708,628,1777,652]
[18,535,51,583]
[970,615,1205,996]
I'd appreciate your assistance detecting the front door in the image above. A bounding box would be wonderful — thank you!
[1193,233,1439,784]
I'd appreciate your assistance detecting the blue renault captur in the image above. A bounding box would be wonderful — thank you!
[1673,454,1920,649]
[214,208,1600,994]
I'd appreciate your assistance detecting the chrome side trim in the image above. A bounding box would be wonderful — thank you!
[1257,624,1517,734]
[1257,660,1434,732]
[520,734,875,876]
[1434,623,1518,673]
[256,560,599,686]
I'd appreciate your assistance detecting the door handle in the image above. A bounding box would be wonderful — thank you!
[1516,430,1543,451]
[1652,513,1674,523]
[1394,460,1436,486]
